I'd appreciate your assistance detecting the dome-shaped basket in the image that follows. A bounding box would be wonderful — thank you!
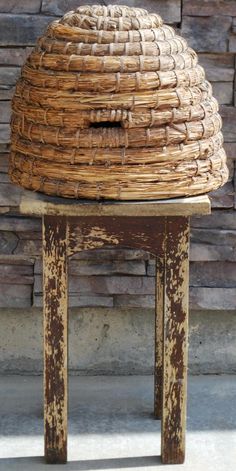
[9,4,228,200]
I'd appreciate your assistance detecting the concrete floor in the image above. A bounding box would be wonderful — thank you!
[0,375,235,470]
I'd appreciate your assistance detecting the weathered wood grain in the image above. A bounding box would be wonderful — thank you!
[43,215,68,464]
[161,217,189,464]
[154,258,164,419]
[19,193,211,218]
[67,217,166,257]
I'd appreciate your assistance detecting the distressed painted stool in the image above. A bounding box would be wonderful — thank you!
[19,191,210,465]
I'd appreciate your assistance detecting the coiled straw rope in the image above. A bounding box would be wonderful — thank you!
[9,4,228,200]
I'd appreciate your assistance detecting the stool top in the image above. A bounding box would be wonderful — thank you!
[19,190,211,217]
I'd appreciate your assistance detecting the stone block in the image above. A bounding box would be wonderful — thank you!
[33,294,113,308]
[0,47,33,66]
[0,101,11,123]
[232,16,236,33]
[147,259,156,277]
[0,0,41,13]
[35,259,146,276]
[0,216,41,232]
[220,105,236,142]
[13,239,42,256]
[0,182,22,206]
[0,124,10,144]
[0,14,55,46]
[226,158,234,181]
[71,248,150,261]
[229,34,236,52]
[34,275,155,296]
[114,294,155,308]
[0,257,34,279]
[191,228,236,247]
[0,153,9,173]
[0,231,18,254]
[181,16,232,52]
[42,0,181,23]
[224,142,236,160]
[183,0,236,16]
[198,53,235,82]
[191,210,236,230]
[212,82,233,105]
[0,283,32,308]
[209,182,234,209]
[0,89,14,100]
[190,261,236,288]
[190,287,236,310]
[190,243,236,261]
[0,67,21,88]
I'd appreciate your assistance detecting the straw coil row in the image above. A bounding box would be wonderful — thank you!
[9,4,228,200]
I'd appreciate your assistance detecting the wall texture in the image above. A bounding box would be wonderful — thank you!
[0,0,236,315]
[1,308,236,375]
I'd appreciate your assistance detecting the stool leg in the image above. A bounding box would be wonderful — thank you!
[154,258,164,419]
[43,215,68,464]
[161,217,189,464]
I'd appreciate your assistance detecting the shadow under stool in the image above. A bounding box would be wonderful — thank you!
[19,191,211,465]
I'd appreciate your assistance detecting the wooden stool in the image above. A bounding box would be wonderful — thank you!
[19,192,210,465]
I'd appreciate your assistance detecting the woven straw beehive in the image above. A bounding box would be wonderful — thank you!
[9,4,228,200]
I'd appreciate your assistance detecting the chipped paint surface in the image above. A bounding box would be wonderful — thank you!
[43,215,68,464]
[161,217,189,464]
[68,217,165,257]
[42,213,190,464]
[154,257,164,419]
